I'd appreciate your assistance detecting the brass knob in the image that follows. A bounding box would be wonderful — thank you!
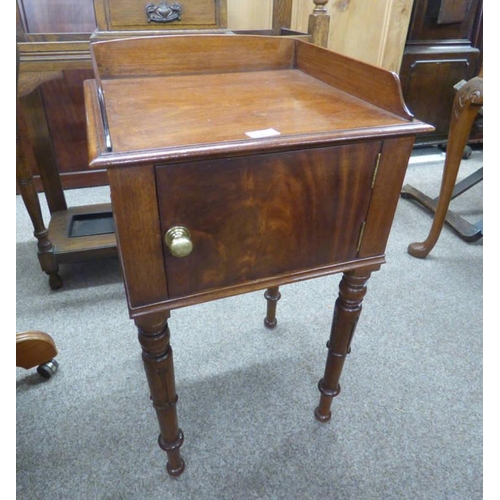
[165,226,193,258]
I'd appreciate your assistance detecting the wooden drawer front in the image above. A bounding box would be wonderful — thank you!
[104,0,218,30]
[156,143,381,298]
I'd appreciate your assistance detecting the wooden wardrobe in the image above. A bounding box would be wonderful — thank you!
[399,0,483,146]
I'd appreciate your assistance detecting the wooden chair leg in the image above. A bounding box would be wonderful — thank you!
[16,105,62,289]
[406,76,483,258]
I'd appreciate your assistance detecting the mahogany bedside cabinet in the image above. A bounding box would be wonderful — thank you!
[83,35,433,477]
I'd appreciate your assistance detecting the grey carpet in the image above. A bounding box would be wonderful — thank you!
[16,147,483,500]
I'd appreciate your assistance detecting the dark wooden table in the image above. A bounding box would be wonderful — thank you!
[84,34,433,477]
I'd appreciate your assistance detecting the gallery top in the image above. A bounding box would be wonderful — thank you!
[84,35,433,168]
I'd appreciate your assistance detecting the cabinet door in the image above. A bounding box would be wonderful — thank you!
[156,142,381,298]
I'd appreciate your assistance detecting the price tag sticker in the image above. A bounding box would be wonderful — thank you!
[245,128,281,139]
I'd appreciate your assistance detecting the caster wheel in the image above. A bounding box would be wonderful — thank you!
[37,359,59,379]
[462,145,472,159]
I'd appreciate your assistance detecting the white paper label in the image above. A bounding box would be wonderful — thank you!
[245,128,281,139]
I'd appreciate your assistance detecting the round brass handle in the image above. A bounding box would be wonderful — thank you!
[165,226,193,258]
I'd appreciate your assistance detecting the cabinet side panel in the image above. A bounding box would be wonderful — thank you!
[295,42,412,120]
[358,136,415,257]
[107,165,168,308]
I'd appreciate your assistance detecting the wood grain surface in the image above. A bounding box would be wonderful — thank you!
[101,68,408,154]
[157,142,381,297]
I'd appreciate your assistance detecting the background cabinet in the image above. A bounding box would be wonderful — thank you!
[398,0,483,146]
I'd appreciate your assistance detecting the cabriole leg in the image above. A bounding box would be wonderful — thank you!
[315,269,371,422]
[135,312,185,477]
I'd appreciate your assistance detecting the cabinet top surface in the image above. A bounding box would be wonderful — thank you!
[101,69,408,155]
[86,35,432,166]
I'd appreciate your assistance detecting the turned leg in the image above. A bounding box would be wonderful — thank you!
[407,76,483,258]
[264,286,281,329]
[315,269,371,422]
[16,104,62,290]
[135,312,185,477]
